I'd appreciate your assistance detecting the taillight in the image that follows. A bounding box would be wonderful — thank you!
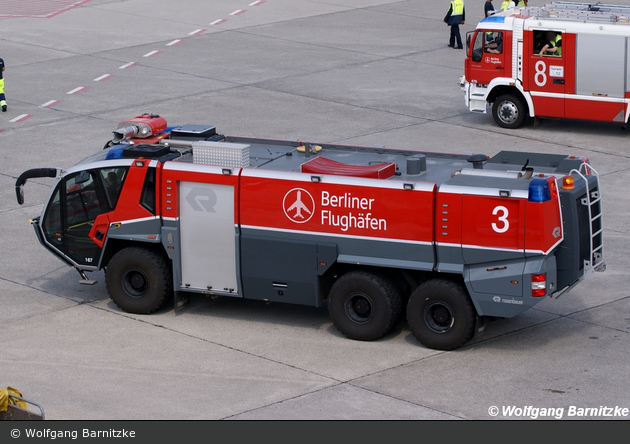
[531,274,546,297]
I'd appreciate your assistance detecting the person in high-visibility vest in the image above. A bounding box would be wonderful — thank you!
[444,0,465,50]
[516,0,527,6]
[501,0,515,10]
[0,58,6,112]
[538,32,562,57]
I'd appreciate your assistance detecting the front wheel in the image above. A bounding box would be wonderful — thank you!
[105,246,173,314]
[406,279,477,350]
[492,94,527,129]
[328,271,403,341]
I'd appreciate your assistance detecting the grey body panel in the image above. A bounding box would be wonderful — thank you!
[575,33,627,98]
[178,181,239,294]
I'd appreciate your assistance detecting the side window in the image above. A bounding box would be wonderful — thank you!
[42,187,62,248]
[484,32,503,54]
[65,171,103,224]
[140,168,156,214]
[534,30,562,57]
[99,167,128,209]
[472,31,484,62]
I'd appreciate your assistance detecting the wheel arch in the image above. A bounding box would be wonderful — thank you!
[319,263,435,303]
[487,83,534,118]
[100,238,170,270]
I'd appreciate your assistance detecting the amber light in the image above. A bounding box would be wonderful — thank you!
[561,176,574,189]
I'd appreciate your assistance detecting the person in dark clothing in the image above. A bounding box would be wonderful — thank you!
[485,0,495,17]
[0,58,6,112]
[444,0,466,49]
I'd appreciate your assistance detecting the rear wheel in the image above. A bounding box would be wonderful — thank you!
[407,279,477,350]
[105,246,173,314]
[328,271,403,341]
[492,94,527,129]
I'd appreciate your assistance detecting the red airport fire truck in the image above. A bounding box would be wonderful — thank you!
[15,114,605,350]
[461,1,630,128]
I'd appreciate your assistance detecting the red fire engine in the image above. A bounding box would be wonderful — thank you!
[15,114,605,350]
[461,1,630,128]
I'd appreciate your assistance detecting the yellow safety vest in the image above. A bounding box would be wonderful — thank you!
[550,34,562,56]
[451,0,464,16]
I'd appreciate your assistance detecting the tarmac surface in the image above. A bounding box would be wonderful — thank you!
[0,0,629,421]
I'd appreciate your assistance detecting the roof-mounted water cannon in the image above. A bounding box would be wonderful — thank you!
[106,113,168,148]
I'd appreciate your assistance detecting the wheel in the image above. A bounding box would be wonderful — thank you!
[492,94,527,129]
[406,279,477,350]
[328,271,403,341]
[105,247,173,314]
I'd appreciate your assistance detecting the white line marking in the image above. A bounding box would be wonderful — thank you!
[143,50,162,57]
[40,100,61,108]
[10,114,32,122]
[93,74,114,82]
[67,87,87,94]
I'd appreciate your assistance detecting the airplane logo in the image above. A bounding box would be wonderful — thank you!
[283,188,315,223]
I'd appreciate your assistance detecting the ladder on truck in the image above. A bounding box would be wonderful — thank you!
[521,2,630,23]
[573,164,605,279]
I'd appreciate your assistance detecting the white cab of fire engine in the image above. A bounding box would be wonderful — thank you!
[460,1,630,128]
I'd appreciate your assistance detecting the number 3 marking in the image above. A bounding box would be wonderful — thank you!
[492,206,509,233]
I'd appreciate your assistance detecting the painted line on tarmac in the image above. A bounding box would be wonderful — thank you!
[94,74,115,82]
[10,114,33,123]
[40,100,61,108]
[67,86,88,94]
[143,50,162,57]
[14,1,269,122]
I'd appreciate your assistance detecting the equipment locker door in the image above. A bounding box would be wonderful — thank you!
[179,181,239,294]
[567,33,626,122]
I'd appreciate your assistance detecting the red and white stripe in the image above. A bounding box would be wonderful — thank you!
[40,100,61,108]
[67,87,88,95]
[10,114,33,123]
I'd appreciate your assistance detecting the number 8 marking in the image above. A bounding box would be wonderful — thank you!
[492,205,509,233]
[535,60,547,87]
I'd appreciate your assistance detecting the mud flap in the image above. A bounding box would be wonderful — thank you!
[174,291,190,312]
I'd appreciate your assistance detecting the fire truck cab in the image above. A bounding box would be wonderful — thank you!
[461,1,630,128]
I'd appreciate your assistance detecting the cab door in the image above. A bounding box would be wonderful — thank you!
[41,170,108,267]
[468,30,509,85]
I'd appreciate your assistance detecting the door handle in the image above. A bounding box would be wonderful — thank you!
[553,79,565,84]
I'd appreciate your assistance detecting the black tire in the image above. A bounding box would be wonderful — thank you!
[407,279,477,351]
[492,94,527,129]
[328,271,403,341]
[105,247,173,314]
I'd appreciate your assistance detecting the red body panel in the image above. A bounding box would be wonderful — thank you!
[161,166,242,222]
[462,195,526,252]
[239,173,436,243]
